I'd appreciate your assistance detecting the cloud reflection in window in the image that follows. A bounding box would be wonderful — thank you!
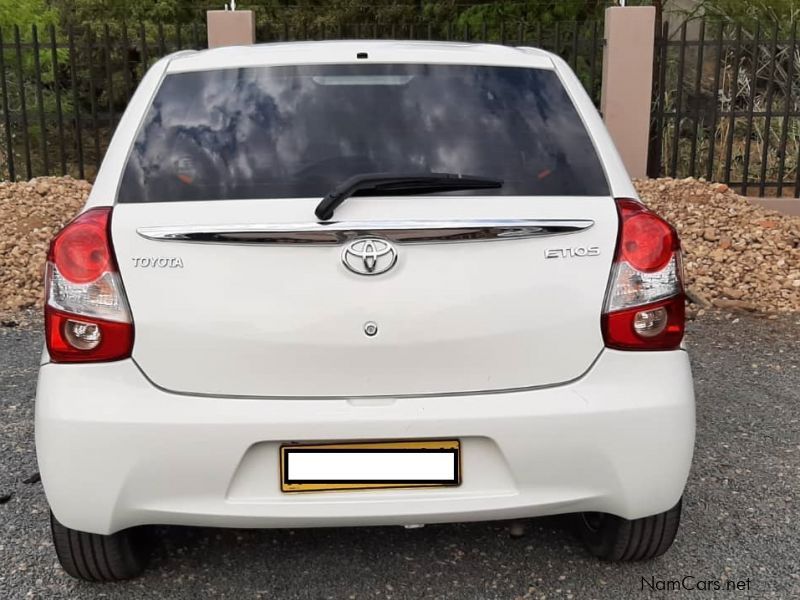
[118,64,609,203]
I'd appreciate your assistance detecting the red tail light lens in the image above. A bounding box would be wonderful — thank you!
[601,296,685,350]
[45,208,134,363]
[49,209,113,284]
[602,199,685,351]
[46,308,135,363]
[617,200,676,272]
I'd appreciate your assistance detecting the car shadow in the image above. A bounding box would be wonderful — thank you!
[136,515,584,595]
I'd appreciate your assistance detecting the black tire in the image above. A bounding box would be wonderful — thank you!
[50,511,149,581]
[577,497,682,561]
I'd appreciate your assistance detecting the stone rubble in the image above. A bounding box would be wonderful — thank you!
[635,177,800,315]
[0,177,89,318]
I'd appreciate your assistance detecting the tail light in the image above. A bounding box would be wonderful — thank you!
[44,208,134,362]
[601,198,685,350]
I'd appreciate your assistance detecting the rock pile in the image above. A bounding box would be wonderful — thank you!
[635,177,800,314]
[0,177,89,318]
[0,176,799,319]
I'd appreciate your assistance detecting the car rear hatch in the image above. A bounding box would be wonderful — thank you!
[108,58,618,397]
[112,196,616,397]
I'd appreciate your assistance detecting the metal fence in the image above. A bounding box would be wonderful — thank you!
[0,19,604,182]
[0,22,208,182]
[649,19,800,197]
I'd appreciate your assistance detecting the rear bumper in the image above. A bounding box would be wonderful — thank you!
[35,349,695,535]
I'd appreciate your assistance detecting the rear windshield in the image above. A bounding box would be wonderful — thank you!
[117,64,609,203]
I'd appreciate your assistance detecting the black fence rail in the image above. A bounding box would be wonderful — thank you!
[0,19,603,182]
[650,18,800,197]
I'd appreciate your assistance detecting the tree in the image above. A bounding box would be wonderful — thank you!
[690,0,797,32]
[0,0,58,29]
[47,0,198,26]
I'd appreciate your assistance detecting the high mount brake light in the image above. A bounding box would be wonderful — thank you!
[44,208,134,362]
[602,199,685,351]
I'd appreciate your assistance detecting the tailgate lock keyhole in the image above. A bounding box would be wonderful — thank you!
[363,321,378,337]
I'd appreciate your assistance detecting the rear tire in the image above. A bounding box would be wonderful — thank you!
[577,497,682,561]
[50,511,149,581]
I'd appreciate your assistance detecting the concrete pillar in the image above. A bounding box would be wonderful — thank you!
[207,10,256,48]
[600,6,656,179]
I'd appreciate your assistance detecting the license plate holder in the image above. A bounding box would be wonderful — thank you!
[280,440,461,493]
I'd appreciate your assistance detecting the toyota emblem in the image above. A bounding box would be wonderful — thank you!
[342,238,398,276]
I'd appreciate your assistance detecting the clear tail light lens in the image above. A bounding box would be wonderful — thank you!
[604,255,681,312]
[602,199,685,350]
[44,208,134,362]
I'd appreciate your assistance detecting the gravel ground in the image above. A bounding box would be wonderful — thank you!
[1,313,798,599]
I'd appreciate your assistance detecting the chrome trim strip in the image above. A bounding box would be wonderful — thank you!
[136,219,594,245]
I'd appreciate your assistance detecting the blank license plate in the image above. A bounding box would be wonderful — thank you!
[280,440,461,492]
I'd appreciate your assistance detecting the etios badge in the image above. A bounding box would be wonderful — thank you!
[342,238,398,276]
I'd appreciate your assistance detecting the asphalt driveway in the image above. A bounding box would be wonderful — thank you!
[1,312,798,599]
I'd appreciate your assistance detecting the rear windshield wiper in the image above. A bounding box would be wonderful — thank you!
[315,172,503,221]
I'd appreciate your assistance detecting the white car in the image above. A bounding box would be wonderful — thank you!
[36,40,694,581]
